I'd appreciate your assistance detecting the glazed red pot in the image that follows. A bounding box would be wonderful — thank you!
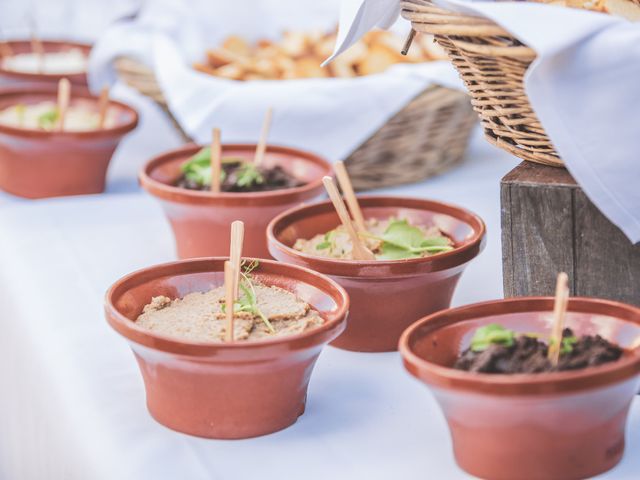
[399,297,640,480]
[0,87,138,199]
[0,40,91,87]
[140,144,331,259]
[104,257,349,439]
[267,196,486,352]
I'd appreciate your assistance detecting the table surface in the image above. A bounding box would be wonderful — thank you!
[0,85,638,480]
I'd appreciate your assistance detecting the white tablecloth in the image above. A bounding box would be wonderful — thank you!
[0,88,638,480]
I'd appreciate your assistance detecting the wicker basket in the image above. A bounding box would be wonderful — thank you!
[115,56,477,191]
[401,0,563,167]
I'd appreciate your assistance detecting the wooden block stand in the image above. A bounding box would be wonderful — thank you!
[501,162,640,306]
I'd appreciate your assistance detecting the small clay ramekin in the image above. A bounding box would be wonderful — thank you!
[400,297,640,480]
[104,257,349,439]
[139,144,331,259]
[0,40,91,87]
[0,87,138,199]
[267,196,486,352]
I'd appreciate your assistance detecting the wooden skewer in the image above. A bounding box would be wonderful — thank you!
[334,161,366,232]
[56,78,71,132]
[322,176,375,261]
[253,107,273,167]
[210,128,222,193]
[0,41,12,58]
[224,261,235,342]
[401,29,416,56]
[30,30,45,73]
[230,220,244,300]
[97,86,109,129]
[548,272,570,365]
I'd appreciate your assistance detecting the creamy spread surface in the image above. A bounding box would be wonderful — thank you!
[2,49,87,74]
[136,283,325,343]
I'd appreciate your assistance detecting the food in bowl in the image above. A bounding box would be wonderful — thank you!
[1,48,87,74]
[175,147,304,192]
[454,323,623,373]
[293,217,453,260]
[136,261,324,342]
[399,297,640,480]
[194,29,447,81]
[0,100,115,131]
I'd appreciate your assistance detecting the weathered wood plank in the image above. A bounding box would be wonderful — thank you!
[501,162,640,306]
[574,189,640,305]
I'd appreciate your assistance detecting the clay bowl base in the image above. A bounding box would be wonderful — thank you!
[140,144,331,259]
[400,297,640,480]
[268,196,486,352]
[0,87,138,199]
[105,258,349,439]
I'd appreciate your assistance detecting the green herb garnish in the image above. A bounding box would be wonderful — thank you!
[560,336,578,354]
[181,147,262,188]
[221,259,275,333]
[364,219,453,260]
[235,162,264,188]
[37,108,59,130]
[315,231,334,251]
[470,324,516,352]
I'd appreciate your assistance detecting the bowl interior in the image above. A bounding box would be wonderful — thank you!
[148,145,329,187]
[0,90,136,129]
[110,258,345,327]
[273,198,479,249]
[3,40,91,57]
[408,300,640,368]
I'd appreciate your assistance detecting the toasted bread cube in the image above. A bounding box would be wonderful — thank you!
[205,48,236,68]
[215,63,246,80]
[222,35,251,56]
[357,44,398,75]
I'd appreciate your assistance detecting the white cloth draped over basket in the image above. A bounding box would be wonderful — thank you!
[329,0,640,243]
[89,0,463,163]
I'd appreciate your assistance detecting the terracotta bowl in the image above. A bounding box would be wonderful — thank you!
[104,257,349,439]
[0,87,138,199]
[140,144,331,259]
[0,40,91,87]
[267,196,486,352]
[400,297,640,480]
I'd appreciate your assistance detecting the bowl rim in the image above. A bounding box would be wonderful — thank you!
[399,296,640,395]
[266,195,487,274]
[104,257,350,356]
[138,142,332,205]
[0,86,139,138]
[0,39,91,80]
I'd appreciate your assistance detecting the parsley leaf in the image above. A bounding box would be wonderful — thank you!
[37,108,59,130]
[470,324,516,352]
[235,162,264,188]
[374,219,454,260]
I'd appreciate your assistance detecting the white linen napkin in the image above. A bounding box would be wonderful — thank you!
[89,0,463,164]
[330,0,640,243]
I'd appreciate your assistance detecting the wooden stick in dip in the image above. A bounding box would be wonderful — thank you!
[224,260,235,342]
[29,27,45,73]
[254,107,273,167]
[230,220,244,300]
[0,41,12,58]
[97,86,110,129]
[211,128,222,193]
[57,78,71,132]
[548,272,569,365]
[334,161,366,232]
[322,176,375,261]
